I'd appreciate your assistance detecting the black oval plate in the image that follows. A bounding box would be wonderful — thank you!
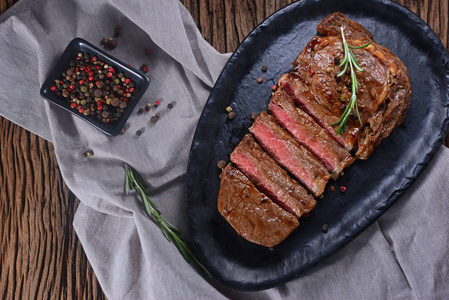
[186,0,449,291]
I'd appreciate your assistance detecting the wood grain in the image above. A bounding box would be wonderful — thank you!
[1,0,448,298]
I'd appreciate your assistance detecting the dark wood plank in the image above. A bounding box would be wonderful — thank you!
[0,1,448,299]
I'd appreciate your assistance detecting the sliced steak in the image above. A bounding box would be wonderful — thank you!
[217,165,299,248]
[268,88,353,179]
[280,12,411,158]
[249,111,330,197]
[231,134,316,218]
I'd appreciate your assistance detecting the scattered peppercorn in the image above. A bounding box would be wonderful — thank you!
[272,85,277,91]
[113,25,121,38]
[257,77,264,84]
[217,160,227,169]
[261,65,268,72]
[150,115,158,124]
[334,57,341,65]
[330,186,335,191]
[100,37,109,45]
[322,224,328,233]
[86,150,94,157]
[136,130,142,136]
[167,102,174,109]
[226,106,232,112]
[101,38,118,50]
[309,70,315,76]
[140,63,149,73]
[121,126,127,134]
[340,186,347,192]
[228,111,236,119]
[155,100,160,106]
[137,108,144,114]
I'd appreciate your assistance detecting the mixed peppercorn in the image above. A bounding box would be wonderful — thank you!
[51,52,135,124]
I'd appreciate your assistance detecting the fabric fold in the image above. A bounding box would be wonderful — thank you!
[1,0,449,299]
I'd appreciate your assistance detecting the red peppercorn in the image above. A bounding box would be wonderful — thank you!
[96,66,100,70]
[272,85,277,91]
[129,64,132,67]
[145,48,151,55]
[75,68,79,72]
[330,186,335,191]
[309,70,315,76]
[340,186,347,192]
[155,100,160,106]
[123,98,128,102]
[78,108,84,113]
[88,76,94,82]
[69,84,75,90]
[129,87,135,93]
[79,80,84,85]
[106,72,113,78]
[108,67,115,73]
[91,56,97,62]
[125,78,131,84]
[51,86,57,91]
[71,103,77,108]
[257,77,263,84]
[124,88,129,93]
[143,66,149,73]
[76,56,81,60]
[67,88,72,93]
[97,105,103,110]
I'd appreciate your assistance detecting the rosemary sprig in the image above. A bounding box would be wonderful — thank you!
[331,27,372,134]
[124,164,211,278]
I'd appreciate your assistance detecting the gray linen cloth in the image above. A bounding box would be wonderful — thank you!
[1,0,448,299]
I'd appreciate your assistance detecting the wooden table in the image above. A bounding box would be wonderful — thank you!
[1,0,448,298]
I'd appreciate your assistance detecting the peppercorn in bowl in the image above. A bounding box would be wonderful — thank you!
[40,37,150,136]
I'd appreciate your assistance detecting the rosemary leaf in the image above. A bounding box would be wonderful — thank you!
[331,27,371,133]
[124,164,212,278]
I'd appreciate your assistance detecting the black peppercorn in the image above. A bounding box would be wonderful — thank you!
[217,160,227,169]
[322,224,328,233]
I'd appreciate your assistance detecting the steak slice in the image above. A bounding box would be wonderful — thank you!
[268,88,353,179]
[231,134,316,218]
[281,12,411,158]
[249,111,330,197]
[217,165,299,248]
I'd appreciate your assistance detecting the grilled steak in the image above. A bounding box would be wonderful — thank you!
[268,88,353,179]
[217,165,299,248]
[216,12,411,247]
[279,12,411,158]
[231,134,316,218]
[249,111,330,197]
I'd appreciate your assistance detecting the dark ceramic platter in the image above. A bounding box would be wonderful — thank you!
[186,0,449,291]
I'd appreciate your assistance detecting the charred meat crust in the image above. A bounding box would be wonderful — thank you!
[217,165,299,248]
